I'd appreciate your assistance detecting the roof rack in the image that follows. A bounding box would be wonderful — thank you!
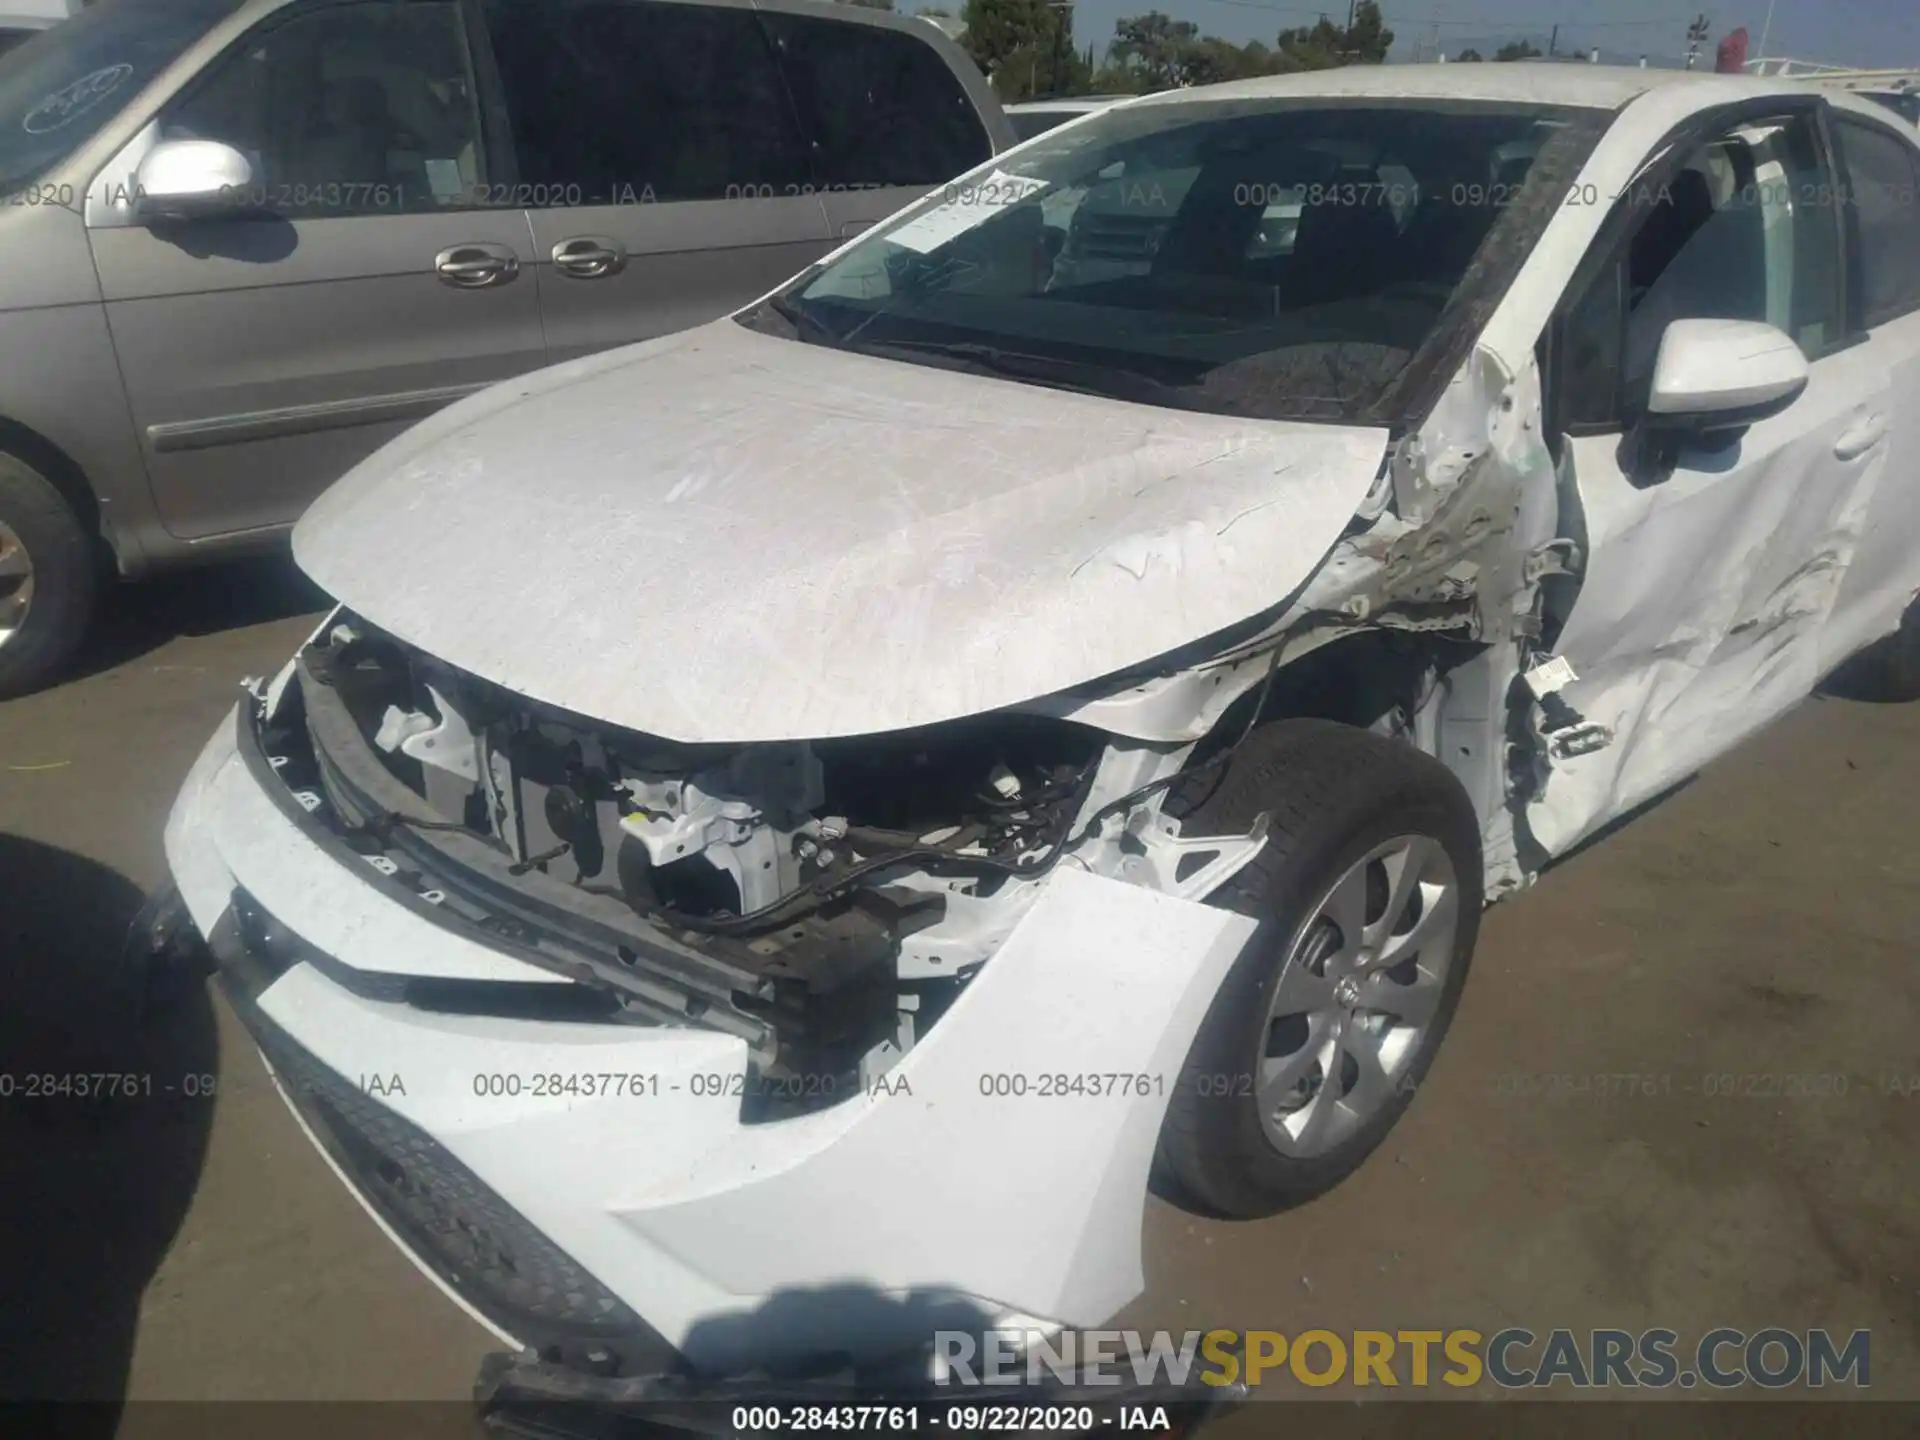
[1745,57,1920,89]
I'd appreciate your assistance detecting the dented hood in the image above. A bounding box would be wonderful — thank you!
[293,320,1389,743]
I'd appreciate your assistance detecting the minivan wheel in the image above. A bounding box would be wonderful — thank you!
[1157,719,1483,1219]
[0,452,98,701]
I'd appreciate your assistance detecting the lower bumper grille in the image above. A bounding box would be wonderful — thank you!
[209,898,682,1378]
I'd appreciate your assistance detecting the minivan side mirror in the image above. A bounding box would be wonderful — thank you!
[1646,318,1809,433]
[131,139,253,223]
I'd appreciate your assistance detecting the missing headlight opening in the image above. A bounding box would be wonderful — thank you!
[273,614,1309,1116]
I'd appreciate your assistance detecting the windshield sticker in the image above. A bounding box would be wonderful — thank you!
[22,63,135,136]
[886,169,1049,255]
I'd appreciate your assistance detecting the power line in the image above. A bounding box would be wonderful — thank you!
[1184,0,1706,28]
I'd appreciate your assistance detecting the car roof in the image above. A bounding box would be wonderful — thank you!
[1007,97,1133,113]
[1125,62,1808,114]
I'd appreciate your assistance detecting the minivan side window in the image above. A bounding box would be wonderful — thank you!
[482,0,809,204]
[759,11,990,189]
[1833,115,1920,328]
[1559,111,1844,429]
[160,0,485,215]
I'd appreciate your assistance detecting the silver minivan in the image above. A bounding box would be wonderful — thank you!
[0,0,1010,697]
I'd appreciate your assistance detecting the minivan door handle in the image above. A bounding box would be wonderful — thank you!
[551,236,627,279]
[435,243,520,289]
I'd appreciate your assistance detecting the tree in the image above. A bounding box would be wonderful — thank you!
[1274,1,1394,71]
[1494,39,1542,61]
[1456,47,1483,62]
[962,0,1081,100]
[1099,10,1355,93]
[1107,11,1200,88]
[1107,11,1272,89]
[995,38,1094,99]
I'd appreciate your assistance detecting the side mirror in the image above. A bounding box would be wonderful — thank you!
[132,139,253,224]
[1646,318,1808,432]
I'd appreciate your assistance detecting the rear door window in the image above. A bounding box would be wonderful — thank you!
[483,0,809,203]
[759,11,989,189]
[1834,114,1920,328]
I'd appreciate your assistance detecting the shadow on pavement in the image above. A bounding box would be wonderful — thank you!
[66,553,328,685]
[0,835,218,1424]
[477,1283,1241,1438]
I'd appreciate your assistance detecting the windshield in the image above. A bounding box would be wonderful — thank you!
[0,0,243,195]
[748,98,1607,424]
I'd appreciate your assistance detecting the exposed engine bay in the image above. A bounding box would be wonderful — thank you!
[276,614,1272,1109]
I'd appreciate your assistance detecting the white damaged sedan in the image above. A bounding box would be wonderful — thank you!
[158,65,1920,1379]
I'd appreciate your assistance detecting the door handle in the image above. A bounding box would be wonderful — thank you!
[1834,414,1889,461]
[435,243,520,289]
[551,235,627,279]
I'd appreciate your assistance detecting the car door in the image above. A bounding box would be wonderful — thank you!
[1528,103,1891,858]
[478,0,830,367]
[87,0,545,541]
[756,3,996,244]
[1816,109,1920,671]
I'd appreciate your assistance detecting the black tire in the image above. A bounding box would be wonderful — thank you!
[0,450,98,701]
[1156,719,1484,1219]
[1832,597,1920,703]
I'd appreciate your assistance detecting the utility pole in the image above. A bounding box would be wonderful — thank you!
[1758,0,1778,62]
[1548,23,1557,57]
[1044,0,1072,97]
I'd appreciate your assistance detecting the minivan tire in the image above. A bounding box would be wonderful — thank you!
[1157,719,1483,1219]
[0,451,98,701]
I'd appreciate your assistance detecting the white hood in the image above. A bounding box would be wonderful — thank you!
[293,320,1389,743]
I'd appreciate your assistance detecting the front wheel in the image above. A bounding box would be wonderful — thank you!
[1834,594,1920,703]
[0,451,98,700]
[1156,719,1484,1219]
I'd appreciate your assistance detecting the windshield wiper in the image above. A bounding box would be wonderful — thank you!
[755,291,844,348]
[852,339,1197,408]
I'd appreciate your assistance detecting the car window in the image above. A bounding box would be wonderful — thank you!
[1834,115,1920,328]
[1010,109,1075,143]
[1562,110,1844,428]
[759,10,989,189]
[1862,91,1920,128]
[757,99,1607,426]
[0,0,244,196]
[482,0,807,204]
[161,0,483,215]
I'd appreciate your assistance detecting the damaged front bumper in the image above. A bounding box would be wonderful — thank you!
[163,687,1258,1378]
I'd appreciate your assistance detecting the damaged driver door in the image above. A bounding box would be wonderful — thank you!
[1529,104,1892,858]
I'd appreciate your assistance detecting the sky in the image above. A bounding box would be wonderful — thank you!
[1050,0,1917,71]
